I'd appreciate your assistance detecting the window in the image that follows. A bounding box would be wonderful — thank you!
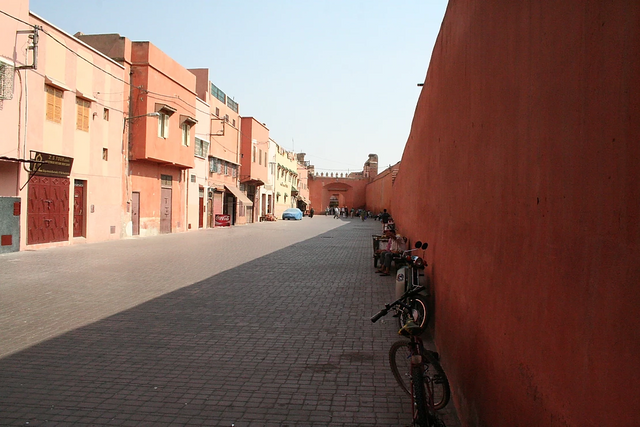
[265,152,268,166]
[195,138,209,158]
[103,108,109,121]
[252,146,256,163]
[76,97,90,131]
[161,174,172,186]
[227,97,238,113]
[102,148,108,161]
[158,112,170,138]
[259,149,262,165]
[210,83,226,103]
[45,84,63,123]
[231,164,237,178]
[215,107,220,117]
[209,157,217,173]
[181,123,190,146]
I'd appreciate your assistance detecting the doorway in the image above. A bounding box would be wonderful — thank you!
[132,192,140,235]
[160,187,172,234]
[198,186,204,229]
[73,180,86,238]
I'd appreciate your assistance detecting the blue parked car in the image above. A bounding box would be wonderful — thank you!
[282,208,303,220]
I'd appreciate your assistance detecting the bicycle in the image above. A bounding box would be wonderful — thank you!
[371,286,451,427]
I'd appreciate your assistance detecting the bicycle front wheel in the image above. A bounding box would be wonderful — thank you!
[389,340,413,395]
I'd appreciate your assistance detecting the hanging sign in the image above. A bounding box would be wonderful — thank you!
[30,151,73,177]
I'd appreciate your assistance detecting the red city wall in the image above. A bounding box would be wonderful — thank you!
[391,1,640,426]
[365,163,398,217]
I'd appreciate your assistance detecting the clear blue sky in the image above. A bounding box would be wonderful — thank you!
[29,0,448,174]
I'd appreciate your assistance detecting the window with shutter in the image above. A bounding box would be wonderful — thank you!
[158,112,170,138]
[76,97,90,131]
[45,85,63,123]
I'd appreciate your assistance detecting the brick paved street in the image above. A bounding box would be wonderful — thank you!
[0,217,460,426]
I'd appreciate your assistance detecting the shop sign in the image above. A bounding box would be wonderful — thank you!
[30,151,73,177]
[215,214,231,227]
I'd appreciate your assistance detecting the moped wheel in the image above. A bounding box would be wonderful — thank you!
[398,296,429,332]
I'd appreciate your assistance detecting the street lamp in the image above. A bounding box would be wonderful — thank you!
[125,112,160,121]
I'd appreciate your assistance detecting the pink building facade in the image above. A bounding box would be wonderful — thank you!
[1,4,127,252]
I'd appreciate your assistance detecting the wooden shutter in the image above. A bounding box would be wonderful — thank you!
[76,98,90,131]
[53,88,62,123]
[45,85,62,123]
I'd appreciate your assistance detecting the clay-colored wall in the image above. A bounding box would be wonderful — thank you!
[131,162,186,235]
[131,42,195,169]
[392,1,640,426]
[365,163,398,216]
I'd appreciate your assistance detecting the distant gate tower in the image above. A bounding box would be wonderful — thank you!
[363,154,378,180]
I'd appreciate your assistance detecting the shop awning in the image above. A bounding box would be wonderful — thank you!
[224,185,253,206]
[240,177,265,186]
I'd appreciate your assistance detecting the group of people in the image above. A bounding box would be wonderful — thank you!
[326,206,372,220]
[374,210,406,276]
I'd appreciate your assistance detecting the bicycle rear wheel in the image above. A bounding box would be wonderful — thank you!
[423,350,451,410]
[389,341,451,411]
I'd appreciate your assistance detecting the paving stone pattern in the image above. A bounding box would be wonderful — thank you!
[0,218,461,426]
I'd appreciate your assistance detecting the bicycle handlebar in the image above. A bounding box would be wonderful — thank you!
[370,285,425,323]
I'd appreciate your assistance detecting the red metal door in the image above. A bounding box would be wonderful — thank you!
[27,176,70,245]
[198,192,204,229]
[73,181,85,237]
[160,187,172,234]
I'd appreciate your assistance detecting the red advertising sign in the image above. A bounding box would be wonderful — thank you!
[215,214,231,227]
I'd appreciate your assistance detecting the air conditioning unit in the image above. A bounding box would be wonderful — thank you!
[0,57,15,100]
[208,188,214,198]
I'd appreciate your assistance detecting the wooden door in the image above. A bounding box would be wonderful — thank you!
[198,187,204,229]
[132,192,140,236]
[160,187,172,234]
[73,181,85,237]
